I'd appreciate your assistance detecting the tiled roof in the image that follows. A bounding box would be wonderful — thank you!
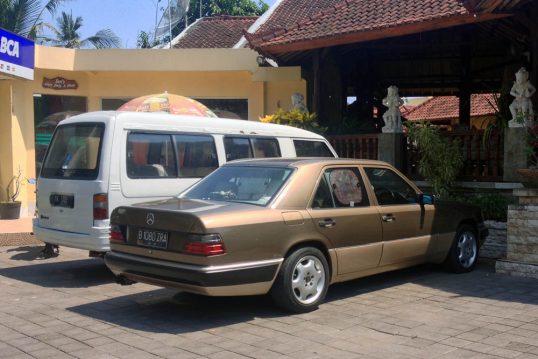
[174,16,258,48]
[405,94,498,121]
[256,0,343,35]
[245,0,505,52]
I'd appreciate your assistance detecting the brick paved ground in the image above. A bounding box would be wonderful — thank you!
[1,246,538,359]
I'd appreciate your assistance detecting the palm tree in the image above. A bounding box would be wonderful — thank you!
[44,11,121,48]
[0,0,68,39]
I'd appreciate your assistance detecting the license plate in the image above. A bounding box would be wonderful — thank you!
[137,229,169,249]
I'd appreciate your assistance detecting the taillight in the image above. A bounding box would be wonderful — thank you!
[110,224,125,243]
[184,234,225,256]
[93,193,108,221]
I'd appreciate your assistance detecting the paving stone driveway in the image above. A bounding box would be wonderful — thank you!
[1,245,538,359]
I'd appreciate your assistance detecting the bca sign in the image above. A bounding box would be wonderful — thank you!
[0,28,35,80]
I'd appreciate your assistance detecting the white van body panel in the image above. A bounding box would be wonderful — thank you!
[33,111,336,252]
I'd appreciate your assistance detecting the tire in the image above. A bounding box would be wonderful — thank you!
[270,247,329,313]
[445,224,479,273]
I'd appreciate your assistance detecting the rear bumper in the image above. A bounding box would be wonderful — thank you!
[32,219,110,252]
[105,251,282,296]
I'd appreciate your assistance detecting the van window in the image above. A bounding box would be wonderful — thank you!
[294,140,334,157]
[224,136,281,161]
[127,133,177,178]
[174,134,218,178]
[252,138,281,158]
[224,137,253,161]
[41,123,104,179]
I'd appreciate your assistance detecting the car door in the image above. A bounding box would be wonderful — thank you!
[363,166,435,266]
[307,167,383,275]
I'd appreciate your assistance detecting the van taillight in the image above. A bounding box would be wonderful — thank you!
[184,234,225,256]
[93,193,108,220]
[110,224,125,242]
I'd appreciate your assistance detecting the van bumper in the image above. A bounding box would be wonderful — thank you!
[32,219,110,252]
[105,251,282,296]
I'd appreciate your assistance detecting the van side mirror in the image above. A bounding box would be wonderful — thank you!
[418,193,435,205]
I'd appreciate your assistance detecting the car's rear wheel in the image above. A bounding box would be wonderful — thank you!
[445,224,478,273]
[271,247,329,313]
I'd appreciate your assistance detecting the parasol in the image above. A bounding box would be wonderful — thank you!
[118,92,217,118]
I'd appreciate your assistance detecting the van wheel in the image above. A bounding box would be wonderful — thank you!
[270,247,329,313]
[445,224,478,273]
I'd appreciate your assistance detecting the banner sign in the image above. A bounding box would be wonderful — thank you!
[42,77,78,90]
[0,28,35,80]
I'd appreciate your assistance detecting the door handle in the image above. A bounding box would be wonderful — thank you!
[318,219,336,228]
[382,214,396,222]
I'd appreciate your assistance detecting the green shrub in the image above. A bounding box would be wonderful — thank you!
[406,122,463,199]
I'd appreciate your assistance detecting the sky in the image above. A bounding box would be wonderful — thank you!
[44,0,277,48]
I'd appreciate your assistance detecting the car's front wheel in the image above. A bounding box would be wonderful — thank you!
[445,224,478,273]
[271,247,329,313]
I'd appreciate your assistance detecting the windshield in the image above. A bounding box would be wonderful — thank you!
[41,123,104,179]
[181,166,294,206]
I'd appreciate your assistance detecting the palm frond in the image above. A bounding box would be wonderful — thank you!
[12,0,42,37]
[84,29,121,49]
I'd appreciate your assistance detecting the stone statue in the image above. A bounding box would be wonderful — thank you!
[508,67,536,128]
[291,92,307,112]
[382,85,404,133]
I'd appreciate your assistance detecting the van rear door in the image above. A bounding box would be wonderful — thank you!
[37,123,107,235]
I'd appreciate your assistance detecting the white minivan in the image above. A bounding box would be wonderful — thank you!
[33,111,337,254]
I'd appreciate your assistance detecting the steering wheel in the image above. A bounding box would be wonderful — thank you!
[374,186,395,204]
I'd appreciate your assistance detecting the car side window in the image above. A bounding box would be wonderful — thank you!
[312,168,369,208]
[173,134,218,178]
[224,136,281,161]
[294,140,334,157]
[127,133,177,178]
[364,167,418,206]
[224,137,253,161]
[251,138,280,158]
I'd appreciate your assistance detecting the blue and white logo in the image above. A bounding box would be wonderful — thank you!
[0,28,34,80]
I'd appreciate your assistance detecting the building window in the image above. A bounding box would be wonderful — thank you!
[102,98,133,111]
[34,94,87,176]
[195,99,248,120]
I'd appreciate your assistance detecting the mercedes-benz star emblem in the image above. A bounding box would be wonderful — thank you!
[146,213,155,226]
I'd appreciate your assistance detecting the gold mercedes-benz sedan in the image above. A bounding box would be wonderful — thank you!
[105,158,487,312]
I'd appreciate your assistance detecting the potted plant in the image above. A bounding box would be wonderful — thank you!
[0,167,23,220]
[515,114,538,188]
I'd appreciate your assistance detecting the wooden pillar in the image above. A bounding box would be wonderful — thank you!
[312,50,321,115]
[459,31,472,128]
[531,10,538,110]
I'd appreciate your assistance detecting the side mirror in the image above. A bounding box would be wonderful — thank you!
[419,193,435,205]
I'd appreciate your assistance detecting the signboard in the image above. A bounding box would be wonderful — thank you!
[42,77,78,90]
[0,28,34,80]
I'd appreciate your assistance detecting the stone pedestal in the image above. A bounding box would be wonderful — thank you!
[496,188,538,278]
[377,133,404,171]
[503,127,528,182]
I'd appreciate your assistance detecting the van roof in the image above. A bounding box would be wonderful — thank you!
[59,111,327,139]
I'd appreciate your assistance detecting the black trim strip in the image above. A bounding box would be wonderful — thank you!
[105,251,278,287]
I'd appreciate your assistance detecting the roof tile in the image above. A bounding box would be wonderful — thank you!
[249,0,470,50]
[405,94,498,121]
[174,16,257,49]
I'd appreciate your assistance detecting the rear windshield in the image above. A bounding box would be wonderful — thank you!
[41,123,104,179]
[182,166,293,206]
[293,140,334,157]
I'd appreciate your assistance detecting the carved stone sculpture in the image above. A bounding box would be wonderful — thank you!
[382,85,404,133]
[508,67,536,128]
[291,92,307,112]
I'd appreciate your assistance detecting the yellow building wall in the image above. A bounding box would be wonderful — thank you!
[1,47,306,217]
[0,81,14,203]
